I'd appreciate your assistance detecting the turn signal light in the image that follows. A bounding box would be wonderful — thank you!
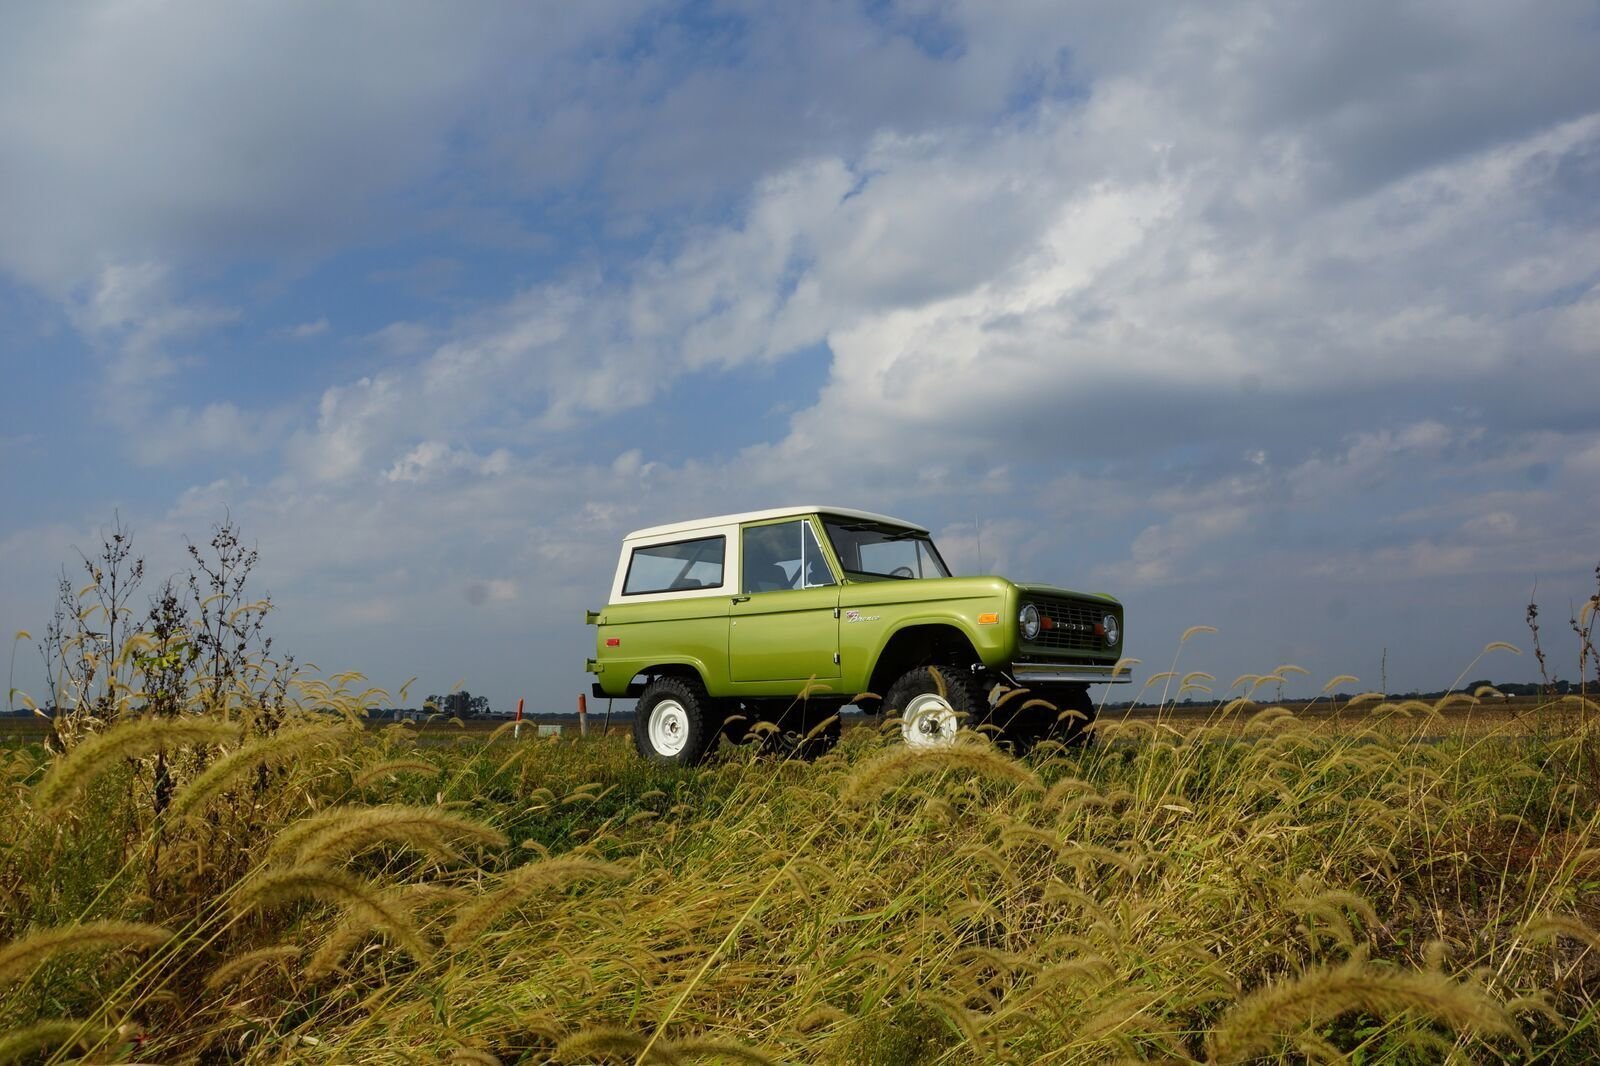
[977,612,999,625]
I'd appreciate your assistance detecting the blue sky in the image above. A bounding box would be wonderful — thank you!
[3,1,1599,712]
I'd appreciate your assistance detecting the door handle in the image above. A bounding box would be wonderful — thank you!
[731,595,750,603]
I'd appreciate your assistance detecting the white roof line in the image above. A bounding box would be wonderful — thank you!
[623,505,927,541]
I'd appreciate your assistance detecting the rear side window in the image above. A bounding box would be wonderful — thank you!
[622,536,726,595]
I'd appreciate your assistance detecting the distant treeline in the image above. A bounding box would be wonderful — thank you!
[11,679,1587,719]
[1105,678,1585,710]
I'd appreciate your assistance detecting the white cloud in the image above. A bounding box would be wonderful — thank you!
[0,3,656,289]
[284,63,1594,503]
[384,441,510,484]
[1571,440,1600,475]
[288,318,329,339]
[5,2,1600,708]
[52,260,288,466]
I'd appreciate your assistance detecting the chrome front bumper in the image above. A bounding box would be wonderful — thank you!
[1006,661,1132,685]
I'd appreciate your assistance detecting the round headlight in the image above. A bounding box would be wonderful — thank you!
[1020,604,1041,641]
[1102,614,1120,647]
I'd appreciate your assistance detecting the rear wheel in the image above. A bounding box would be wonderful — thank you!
[886,666,985,748]
[634,676,718,765]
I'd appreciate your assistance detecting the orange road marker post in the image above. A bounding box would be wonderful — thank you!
[514,696,524,740]
[578,693,588,739]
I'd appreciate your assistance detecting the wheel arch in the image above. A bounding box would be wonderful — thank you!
[622,660,712,696]
[634,661,708,686]
[866,622,983,705]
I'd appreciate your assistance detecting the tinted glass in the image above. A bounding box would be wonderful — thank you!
[622,536,725,594]
[822,518,950,579]
[742,520,836,594]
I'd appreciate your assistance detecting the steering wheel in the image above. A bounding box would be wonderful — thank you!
[889,566,915,578]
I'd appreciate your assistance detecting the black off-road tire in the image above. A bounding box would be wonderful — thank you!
[885,665,986,747]
[719,706,756,746]
[727,702,842,761]
[771,711,842,761]
[634,675,718,765]
[1029,685,1097,749]
[987,686,1046,752]
[982,684,1098,753]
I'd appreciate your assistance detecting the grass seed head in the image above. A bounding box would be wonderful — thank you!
[1206,956,1518,1063]
[233,863,429,962]
[446,857,628,949]
[33,717,239,811]
[0,1019,105,1065]
[0,921,170,985]
[202,943,304,991]
[841,742,1041,806]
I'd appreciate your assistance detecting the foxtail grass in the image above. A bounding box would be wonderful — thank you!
[0,921,169,985]
[268,804,508,867]
[232,864,428,962]
[1,646,1597,1062]
[0,1019,104,1065]
[1206,953,1519,1062]
[446,857,627,948]
[32,717,238,811]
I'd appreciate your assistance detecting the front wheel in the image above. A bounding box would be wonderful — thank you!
[885,666,985,748]
[1011,685,1097,751]
[634,676,718,765]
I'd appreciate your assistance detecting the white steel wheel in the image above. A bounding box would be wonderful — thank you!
[633,675,717,765]
[647,698,690,757]
[901,691,960,748]
[884,664,986,750]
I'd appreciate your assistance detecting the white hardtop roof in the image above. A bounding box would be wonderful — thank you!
[623,505,927,542]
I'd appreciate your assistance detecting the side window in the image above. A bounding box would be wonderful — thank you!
[742,521,836,594]
[622,536,725,595]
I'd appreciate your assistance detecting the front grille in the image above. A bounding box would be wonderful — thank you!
[1026,595,1114,654]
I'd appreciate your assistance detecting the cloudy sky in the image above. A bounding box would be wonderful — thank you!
[3,1,1598,711]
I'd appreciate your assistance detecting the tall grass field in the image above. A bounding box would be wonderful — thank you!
[4,530,1597,1062]
[1,673,1597,1063]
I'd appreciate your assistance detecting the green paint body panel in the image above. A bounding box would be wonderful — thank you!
[587,511,1126,700]
[731,587,840,682]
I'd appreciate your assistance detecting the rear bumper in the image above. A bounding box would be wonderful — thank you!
[1006,661,1132,685]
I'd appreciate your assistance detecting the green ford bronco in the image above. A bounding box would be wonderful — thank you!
[586,506,1129,763]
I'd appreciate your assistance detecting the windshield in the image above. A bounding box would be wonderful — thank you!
[822,517,951,580]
